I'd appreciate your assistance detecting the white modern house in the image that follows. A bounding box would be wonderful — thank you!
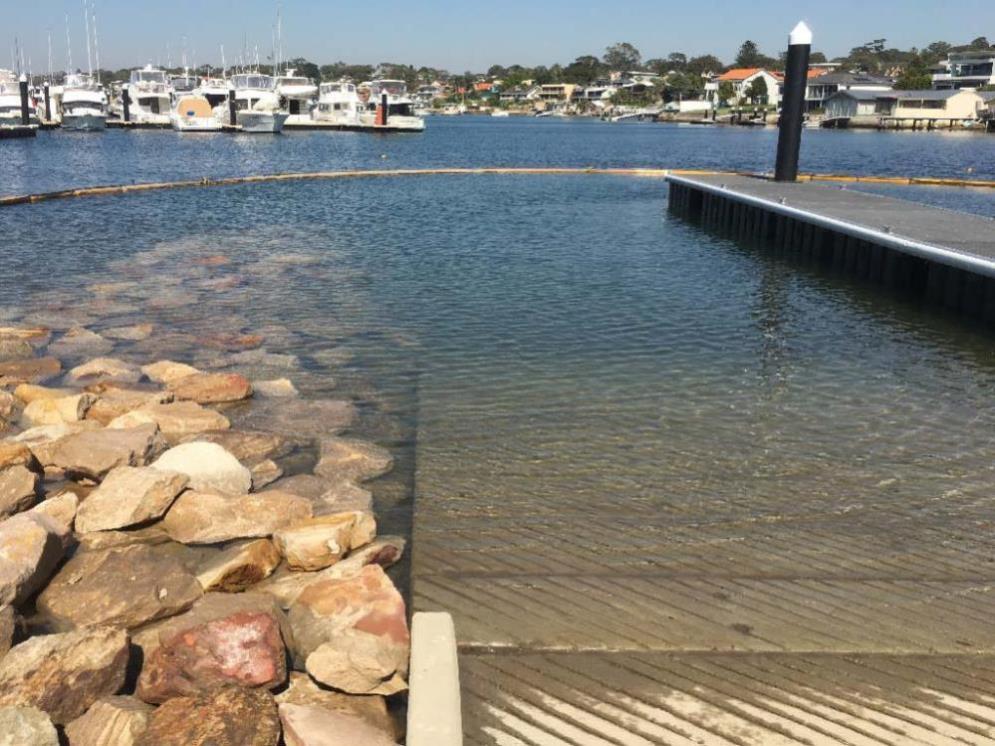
[932,51,995,89]
[704,68,782,107]
[805,72,893,111]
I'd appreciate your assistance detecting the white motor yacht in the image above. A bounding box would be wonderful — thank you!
[60,73,108,131]
[196,77,230,109]
[223,73,288,133]
[274,69,317,124]
[0,70,38,125]
[358,79,425,131]
[171,93,222,132]
[312,80,361,126]
[124,65,173,124]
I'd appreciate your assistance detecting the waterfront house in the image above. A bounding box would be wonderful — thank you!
[705,68,782,107]
[824,88,983,128]
[932,51,995,89]
[538,83,581,102]
[805,72,893,111]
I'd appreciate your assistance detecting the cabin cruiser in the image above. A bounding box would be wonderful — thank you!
[60,73,108,131]
[196,77,230,109]
[312,80,360,126]
[171,93,222,132]
[169,70,199,100]
[357,79,425,131]
[0,69,38,125]
[273,69,317,124]
[124,65,173,124]
[222,73,288,133]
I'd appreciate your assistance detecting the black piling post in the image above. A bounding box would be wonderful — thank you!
[122,85,131,123]
[774,22,812,182]
[228,87,237,127]
[43,82,51,122]
[381,93,389,126]
[19,75,30,125]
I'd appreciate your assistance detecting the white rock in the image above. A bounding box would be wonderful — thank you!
[151,442,251,496]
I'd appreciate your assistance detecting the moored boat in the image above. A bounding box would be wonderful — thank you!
[274,69,317,125]
[60,74,108,131]
[171,93,222,132]
[223,73,288,133]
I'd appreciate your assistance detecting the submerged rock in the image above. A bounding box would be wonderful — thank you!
[0,465,40,519]
[49,425,167,482]
[168,372,252,404]
[0,357,62,387]
[151,442,251,496]
[102,323,154,341]
[36,544,202,630]
[0,512,64,606]
[136,609,287,702]
[0,706,59,746]
[0,337,35,362]
[108,402,230,442]
[64,696,152,746]
[252,378,299,398]
[163,491,311,544]
[141,360,200,385]
[48,328,114,359]
[279,702,396,746]
[66,358,142,385]
[0,626,130,724]
[232,398,357,440]
[74,466,189,534]
[195,539,282,593]
[314,438,393,483]
[288,565,408,695]
[136,687,280,746]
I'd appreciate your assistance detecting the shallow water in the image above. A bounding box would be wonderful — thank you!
[4,116,995,198]
[3,174,995,575]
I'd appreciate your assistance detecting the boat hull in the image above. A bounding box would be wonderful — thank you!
[238,111,289,133]
[62,113,107,132]
[172,116,222,132]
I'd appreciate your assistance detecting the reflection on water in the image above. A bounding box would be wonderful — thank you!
[3,175,995,583]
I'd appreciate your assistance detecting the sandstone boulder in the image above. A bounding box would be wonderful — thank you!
[0,465,40,518]
[0,358,61,387]
[151,442,251,495]
[0,442,42,472]
[0,326,49,341]
[168,373,252,404]
[140,360,200,385]
[77,523,171,552]
[179,430,291,465]
[0,604,14,656]
[85,389,173,426]
[108,401,230,442]
[276,672,397,740]
[0,390,18,423]
[0,706,59,746]
[0,627,129,724]
[0,337,34,362]
[273,512,377,572]
[196,539,282,593]
[136,687,280,746]
[64,696,152,746]
[258,536,406,608]
[75,467,189,534]
[279,703,396,746]
[30,492,79,547]
[314,438,393,483]
[251,459,283,489]
[21,394,96,427]
[0,513,64,606]
[66,358,142,385]
[136,609,287,702]
[36,544,201,630]
[288,565,408,694]
[12,383,77,404]
[13,421,102,467]
[162,491,311,544]
[49,425,167,482]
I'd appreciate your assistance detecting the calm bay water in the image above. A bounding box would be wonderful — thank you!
[2,166,995,575]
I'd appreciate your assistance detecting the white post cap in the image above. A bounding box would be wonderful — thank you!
[19,74,27,83]
[789,21,813,46]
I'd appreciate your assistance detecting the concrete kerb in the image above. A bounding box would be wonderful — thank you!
[407,612,462,746]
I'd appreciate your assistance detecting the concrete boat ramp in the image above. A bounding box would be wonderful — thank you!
[411,175,995,744]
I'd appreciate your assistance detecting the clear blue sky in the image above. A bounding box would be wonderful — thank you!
[6,0,995,73]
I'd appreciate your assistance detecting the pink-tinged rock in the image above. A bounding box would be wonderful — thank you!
[0,627,130,724]
[75,466,189,534]
[168,373,253,404]
[279,703,396,746]
[195,539,282,593]
[314,438,393,483]
[0,512,64,606]
[49,425,167,482]
[276,672,398,741]
[136,686,280,746]
[107,402,230,442]
[36,544,202,631]
[0,357,61,387]
[273,512,377,572]
[136,610,287,703]
[288,565,409,695]
[258,535,406,608]
[162,490,311,545]
[66,358,142,385]
[64,695,152,746]
[0,465,40,519]
[151,442,250,496]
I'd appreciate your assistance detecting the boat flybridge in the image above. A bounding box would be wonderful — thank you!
[196,77,230,109]
[312,80,360,126]
[60,73,108,131]
[359,79,425,131]
[124,65,173,124]
[273,69,317,124]
[224,73,288,133]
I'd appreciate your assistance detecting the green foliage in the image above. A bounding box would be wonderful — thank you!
[734,40,777,69]
[663,72,703,101]
[893,55,933,90]
[603,42,642,72]
[717,81,735,105]
[319,62,375,82]
[563,56,605,84]
[284,57,320,83]
[686,55,724,76]
[745,76,768,103]
[809,52,828,64]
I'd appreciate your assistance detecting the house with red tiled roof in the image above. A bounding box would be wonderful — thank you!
[705,68,784,107]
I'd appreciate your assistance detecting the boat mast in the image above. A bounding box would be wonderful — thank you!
[82,0,93,78]
[65,14,73,75]
[92,3,101,84]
